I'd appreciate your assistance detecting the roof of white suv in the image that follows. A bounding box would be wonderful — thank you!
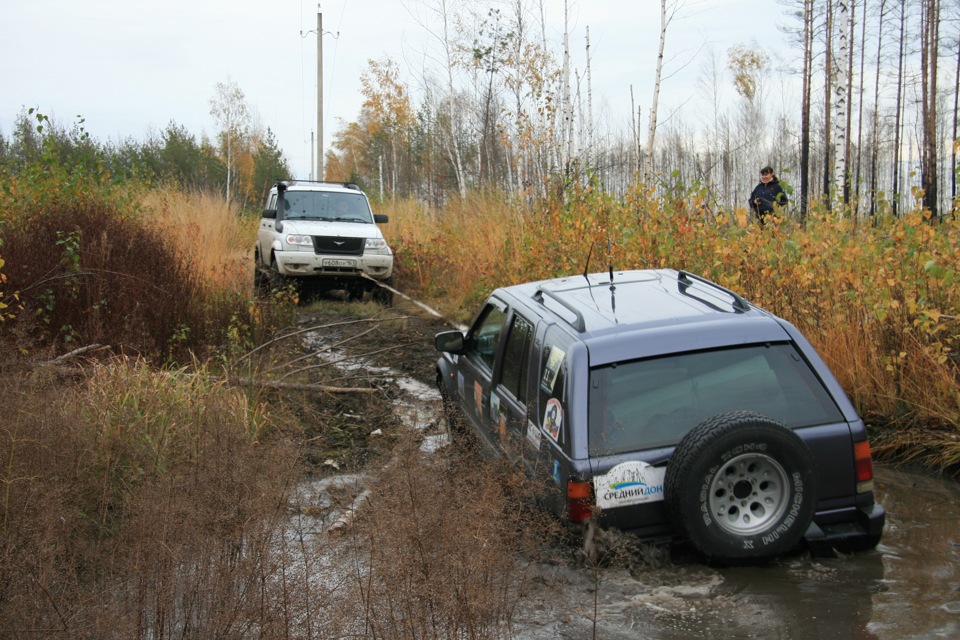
[274,180,364,194]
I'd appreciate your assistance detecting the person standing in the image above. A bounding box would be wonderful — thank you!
[749,166,788,225]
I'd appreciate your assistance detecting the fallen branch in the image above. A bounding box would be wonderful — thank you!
[50,343,108,364]
[224,376,377,394]
[29,343,111,377]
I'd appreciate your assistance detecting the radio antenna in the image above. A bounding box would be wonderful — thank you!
[582,240,595,281]
[607,237,615,290]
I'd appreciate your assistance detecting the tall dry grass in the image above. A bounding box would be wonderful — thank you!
[382,192,526,320]
[0,358,300,636]
[140,188,258,297]
[0,356,562,638]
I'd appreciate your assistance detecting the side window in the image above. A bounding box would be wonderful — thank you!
[538,328,571,446]
[500,313,533,403]
[466,303,507,371]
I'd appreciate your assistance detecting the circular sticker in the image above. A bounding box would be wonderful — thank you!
[544,398,563,440]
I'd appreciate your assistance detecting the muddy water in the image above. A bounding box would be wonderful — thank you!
[299,328,960,639]
[512,465,960,640]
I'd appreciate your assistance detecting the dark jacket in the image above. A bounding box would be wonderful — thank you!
[749,179,787,215]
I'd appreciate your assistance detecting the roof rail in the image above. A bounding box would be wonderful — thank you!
[533,288,586,332]
[676,270,750,313]
[276,179,362,191]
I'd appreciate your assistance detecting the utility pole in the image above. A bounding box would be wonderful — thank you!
[317,9,324,181]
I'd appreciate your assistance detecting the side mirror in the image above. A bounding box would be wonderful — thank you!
[435,330,465,354]
[262,208,277,219]
[374,213,389,224]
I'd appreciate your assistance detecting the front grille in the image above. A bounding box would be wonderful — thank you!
[313,236,364,255]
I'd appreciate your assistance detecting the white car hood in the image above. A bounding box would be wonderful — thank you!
[282,219,384,240]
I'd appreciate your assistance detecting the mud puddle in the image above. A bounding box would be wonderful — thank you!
[509,464,960,640]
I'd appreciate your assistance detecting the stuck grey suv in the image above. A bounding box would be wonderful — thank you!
[254,180,393,302]
[434,269,884,564]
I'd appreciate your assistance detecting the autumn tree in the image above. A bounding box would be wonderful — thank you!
[250,128,290,204]
[360,57,416,197]
[209,78,251,208]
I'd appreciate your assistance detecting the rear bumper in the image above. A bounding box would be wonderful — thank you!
[805,502,885,555]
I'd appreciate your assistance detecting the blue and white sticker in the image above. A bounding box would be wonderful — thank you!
[593,461,666,509]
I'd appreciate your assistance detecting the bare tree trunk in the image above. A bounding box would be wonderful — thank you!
[869,0,888,219]
[892,0,906,217]
[435,0,467,200]
[586,26,594,170]
[920,0,940,219]
[630,85,641,175]
[646,0,668,183]
[800,0,813,222]
[823,0,835,205]
[831,0,851,212]
[561,0,574,175]
[854,0,869,217]
[953,33,959,218]
[842,0,855,208]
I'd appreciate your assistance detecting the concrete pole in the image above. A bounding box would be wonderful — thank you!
[317,10,324,181]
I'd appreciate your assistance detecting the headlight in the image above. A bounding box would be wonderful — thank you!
[365,238,390,252]
[285,234,313,247]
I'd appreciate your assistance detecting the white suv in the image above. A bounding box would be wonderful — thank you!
[254,181,394,302]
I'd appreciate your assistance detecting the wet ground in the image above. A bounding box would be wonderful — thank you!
[290,295,960,640]
[508,464,960,640]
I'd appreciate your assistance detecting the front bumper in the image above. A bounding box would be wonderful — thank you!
[274,250,393,280]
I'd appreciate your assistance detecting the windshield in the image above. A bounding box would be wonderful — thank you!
[282,191,373,223]
[587,343,844,456]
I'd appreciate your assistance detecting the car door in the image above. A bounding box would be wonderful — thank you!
[489,310,535,461]
[258,190,279,267]
[457,299,508,451]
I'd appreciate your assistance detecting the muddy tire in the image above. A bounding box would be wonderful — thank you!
[437,371,466,438]
[268,257,288,292]
[254,255,269,297]
[372,278,394,307]
[345,283,365,301]
[664,411,818,565]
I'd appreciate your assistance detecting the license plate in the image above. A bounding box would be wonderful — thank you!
[322,258,357,268]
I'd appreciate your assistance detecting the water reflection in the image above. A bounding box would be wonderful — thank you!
[868,466,960,638]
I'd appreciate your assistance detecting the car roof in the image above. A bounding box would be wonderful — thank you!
[274,180,366,195]
[496,269,793,364]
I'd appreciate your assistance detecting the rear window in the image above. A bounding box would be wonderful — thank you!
[587,343,844,456]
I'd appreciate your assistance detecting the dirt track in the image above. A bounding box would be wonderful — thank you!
[287,292,454,473]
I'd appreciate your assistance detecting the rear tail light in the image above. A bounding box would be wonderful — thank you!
[854,440,875,493]
[567,480,594,523]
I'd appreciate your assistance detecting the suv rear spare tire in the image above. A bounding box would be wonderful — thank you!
[664,411,818,564]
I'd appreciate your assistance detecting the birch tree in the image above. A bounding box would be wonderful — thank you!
[645,0,670,183]
[209,78,250,208]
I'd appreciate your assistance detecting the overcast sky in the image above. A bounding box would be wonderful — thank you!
[1,0,791,180]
